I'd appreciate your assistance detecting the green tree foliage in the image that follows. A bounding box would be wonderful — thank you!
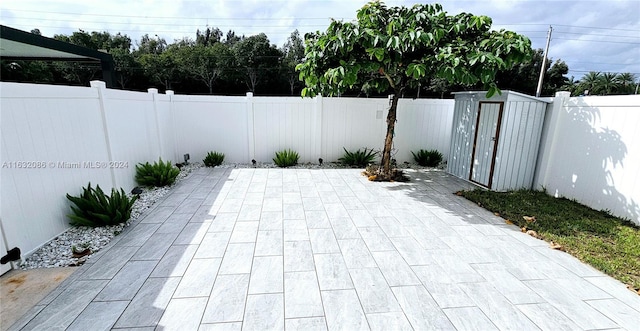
[494,49,570,96]
[137,35,178,90]
[296,1,531,178]
[282,30,306,95]
[232,33,282,93]
[568,72,637,96]
[181,43,234,94]
[598,72,620,95]
[0,60,55,84]
[50,30,133,86]
[110,47,139,88]
[196,27,223,46]
[615,73,638,94]
[224,30,243,46]
[136,34,167,54]
[10,21,602,97]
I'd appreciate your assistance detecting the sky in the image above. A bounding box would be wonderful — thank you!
[1,0,639,81]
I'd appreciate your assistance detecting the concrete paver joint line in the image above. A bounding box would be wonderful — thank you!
[5,167,640,331]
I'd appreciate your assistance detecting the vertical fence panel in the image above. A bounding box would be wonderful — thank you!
[252,97,317,163]
[396,99,455,163]
[1,83,113,257]
[534,94,640,224]
[156,92,177,162]
[102,87,162,190]
[321,98,387,162]
[171,95,249,164]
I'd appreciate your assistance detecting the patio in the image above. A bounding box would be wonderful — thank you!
[9,167,640,330]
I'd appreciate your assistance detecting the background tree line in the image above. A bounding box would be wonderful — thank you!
[1,27,637,97]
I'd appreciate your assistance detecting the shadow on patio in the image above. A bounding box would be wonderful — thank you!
[9,167,640,331]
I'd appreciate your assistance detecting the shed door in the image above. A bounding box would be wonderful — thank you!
[470,102,504,188]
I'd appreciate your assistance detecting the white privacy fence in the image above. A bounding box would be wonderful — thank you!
[534,92,640,225]
[171,94,455,165]
[2,81,638,264]
[0,81,454,258]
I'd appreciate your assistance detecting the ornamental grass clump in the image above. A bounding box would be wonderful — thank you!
[203,151,225,167]
[411,149,443,167]
[135,158,180,187]
[339,147,378,168]
[273,149,299,167]
[66,183,137,227]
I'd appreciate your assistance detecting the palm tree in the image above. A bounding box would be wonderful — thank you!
[614,72,637,94]
[579,71,602,95]
[598,72,620,95]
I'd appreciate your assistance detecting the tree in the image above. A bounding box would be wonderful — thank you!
[281,30,306,95]
[135,34,176,90]
[178,43,234,94]
[492,49,570,96]
[571,72,637,96]
[196,27,223,46]
[233,33,282,93]
[614,73,636,94]
[224,30,242,46]
[598,72,620,95]
[110,47,138,88]
[297,1,531,179]
[136,34,167,54]
[51,30,134,86]
[577,71,602,95]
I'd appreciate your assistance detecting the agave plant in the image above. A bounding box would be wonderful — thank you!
[273,149,299,167]
[203,151,225,167]
[66,183,137,227]
[339,147,378,167]
[135,158,180,187]
[411,149,443,167]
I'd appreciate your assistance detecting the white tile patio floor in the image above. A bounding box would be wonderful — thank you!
[10,167,640,330]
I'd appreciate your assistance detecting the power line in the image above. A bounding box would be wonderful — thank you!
[552,37,640,45]
[500,23,638,32]
[2,16,329,28]
[1,8,341,21]
[3,23,306,36]
[4,8,639,32]
[554,31,640,39]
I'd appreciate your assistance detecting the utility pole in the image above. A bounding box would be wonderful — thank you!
[536,25,553,97]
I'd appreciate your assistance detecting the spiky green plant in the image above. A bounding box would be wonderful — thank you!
[135,158,180,187]
[203,151,225,167]
[273,149,299,167]
[411,149,443,167]
[66,183,137,227]
[339,147,378,167]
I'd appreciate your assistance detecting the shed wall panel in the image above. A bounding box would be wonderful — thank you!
[449,91,548,191]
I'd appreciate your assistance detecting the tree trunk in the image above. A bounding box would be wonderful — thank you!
[380,93,399,177]
[289,74,296,95]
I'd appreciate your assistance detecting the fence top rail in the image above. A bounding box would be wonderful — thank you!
[0,82,99,99]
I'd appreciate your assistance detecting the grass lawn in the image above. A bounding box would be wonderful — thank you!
[459,189,640,291]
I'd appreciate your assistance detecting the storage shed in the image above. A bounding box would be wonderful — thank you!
[447,91,550,191]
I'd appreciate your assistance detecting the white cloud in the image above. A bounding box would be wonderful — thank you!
[1,0,638,78]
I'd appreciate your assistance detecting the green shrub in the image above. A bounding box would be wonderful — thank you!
[66,183,138,227]
[135,158,180,187]
[411,149,443,167]
[273,149,299,167]
[203,151,225,167]
[339,147,378,167]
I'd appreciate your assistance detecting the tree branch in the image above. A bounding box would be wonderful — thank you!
[379,67,396,90]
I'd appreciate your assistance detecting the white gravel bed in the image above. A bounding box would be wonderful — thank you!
[20,160,443,269]
[20,163,201,270]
